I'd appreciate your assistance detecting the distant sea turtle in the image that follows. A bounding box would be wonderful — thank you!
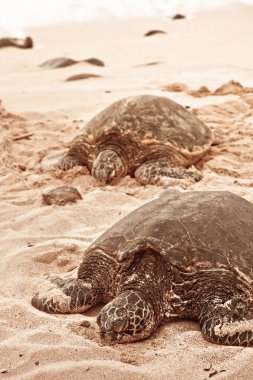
[32,190,253,346]
[57,95,213,185]
[0,36,33,49]
[39,57,105,69]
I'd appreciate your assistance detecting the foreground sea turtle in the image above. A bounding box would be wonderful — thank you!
[57,95,213,185]
[32,190,253,346]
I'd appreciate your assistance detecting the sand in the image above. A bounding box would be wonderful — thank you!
[1,4,253,380]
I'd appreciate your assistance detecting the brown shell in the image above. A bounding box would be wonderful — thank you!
[86,190,253,279]
[82,95,213,167]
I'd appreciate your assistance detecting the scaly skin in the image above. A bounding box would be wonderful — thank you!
[135,157,202,185]
[32,249,118,313]
[91,150,127,183]
[31,250,253,346]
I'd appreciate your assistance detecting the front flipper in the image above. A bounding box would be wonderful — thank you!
[57,155,81,171]
[199,297,253,346]
[32,273,102,314]
[135,158,202,185]
[57,135,94,171]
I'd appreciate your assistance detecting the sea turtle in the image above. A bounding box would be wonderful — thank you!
[57,95,213,185]
[32,190,253,346]
[39,57,105,69]
[0,36,33,49]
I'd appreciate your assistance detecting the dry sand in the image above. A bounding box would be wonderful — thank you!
[1,4,253,380]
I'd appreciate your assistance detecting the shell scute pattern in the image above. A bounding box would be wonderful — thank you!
[87,190,253,277]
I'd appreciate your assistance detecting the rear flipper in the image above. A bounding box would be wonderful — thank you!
[32,273,101,314]
[199,296,253,346]
[135,158,202,185]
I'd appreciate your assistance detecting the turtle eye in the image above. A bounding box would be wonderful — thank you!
[113,317,128,333]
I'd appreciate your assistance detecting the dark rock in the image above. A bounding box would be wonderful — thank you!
[65,73,101,82]
[172,14,186,20]
[84,58,105,67]
[42,186,82,206]
[144,30,167,37]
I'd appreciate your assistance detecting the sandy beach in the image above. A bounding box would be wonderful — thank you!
[1,4,253,379]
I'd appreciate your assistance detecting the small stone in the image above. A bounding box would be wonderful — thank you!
[84,58,105,67]
[42,186,82,206]
[65,73,101,82]
[209,370,218,378]
[144,30,167,37]
[172,14,186,20]
[80,320,91,328]
[18,164,26,171]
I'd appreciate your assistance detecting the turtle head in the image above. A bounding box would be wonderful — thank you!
[97,290,155,344]
[91,149,126,184]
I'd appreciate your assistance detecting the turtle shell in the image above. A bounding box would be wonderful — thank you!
[82,95,213,167]
[86,190,253,279]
